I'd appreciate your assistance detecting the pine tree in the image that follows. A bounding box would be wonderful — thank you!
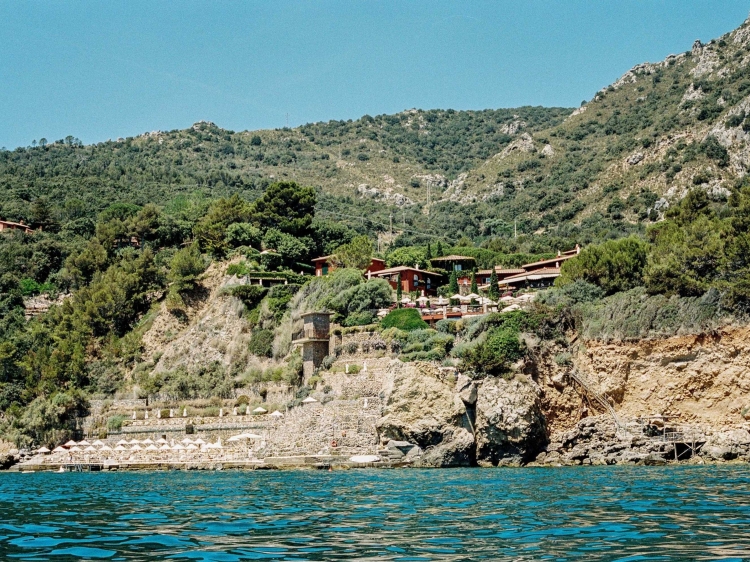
[396,272,403,307]
[470,270,478,294]
[449,270,459,294]
[436,241,444,257]
[488,268,500,300]
[425,243,432,261]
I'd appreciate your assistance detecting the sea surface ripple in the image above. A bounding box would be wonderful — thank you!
[1,466,750,560]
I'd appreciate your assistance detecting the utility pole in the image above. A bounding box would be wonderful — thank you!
[390,213,393,238]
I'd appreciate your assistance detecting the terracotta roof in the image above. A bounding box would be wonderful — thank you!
[430,255,477,262]
[0,220,31,230]
[500,267,562,284]
[313,256,386,263]
[521,255,575,269]
[374,266,443,276]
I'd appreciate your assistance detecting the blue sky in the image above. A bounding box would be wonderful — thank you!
[1,1,749,149]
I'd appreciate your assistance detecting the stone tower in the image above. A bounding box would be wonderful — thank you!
[292,311,332,377]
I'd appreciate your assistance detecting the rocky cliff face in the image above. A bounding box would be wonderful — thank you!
[376,323,750,467]
[474,376,547,466]
[376,362,474,467]
[574,325,750,429]
[376,362,548,467]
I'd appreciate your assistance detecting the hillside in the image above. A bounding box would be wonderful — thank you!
[6,14,750,453]
[5,16,750,245]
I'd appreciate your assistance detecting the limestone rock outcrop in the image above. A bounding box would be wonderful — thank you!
[376,361,474,467]
[474,376,547,466]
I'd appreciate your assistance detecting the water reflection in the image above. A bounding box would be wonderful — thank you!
[0,466,749,560]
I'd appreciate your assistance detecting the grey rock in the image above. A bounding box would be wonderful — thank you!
[626,152,644,165]
[474,376,547,465]
[702,445,736,461]
[415,428,474,468]
[455,375,478,405]
[377,362,474,467]
[642,453,668,466]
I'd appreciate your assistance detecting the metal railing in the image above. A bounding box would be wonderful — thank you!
[569,370,623,431]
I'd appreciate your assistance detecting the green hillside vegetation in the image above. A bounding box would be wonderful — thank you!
[7,15,750,445]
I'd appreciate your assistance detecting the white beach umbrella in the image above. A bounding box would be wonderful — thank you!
[145,444,158,451]
[100,445,112,452]
[302,396,318,404]
[142,438,155,445]
[186,444,198,450]
[181,437,193,444]
[193,438,206,445]
[516,293,536,301]
[64,440,77,447]
[156,438,168,444]
[37,446,50,454]
[400,295,412,303]
[172,443,185,451]
[252,407,267,414]
[69,446,82,452]
[416,295,429,303]
[92,440,105,447]
[84,445,96,452]
[500,295,515,302]
[159,444,171,451]
[130,444,142,451]
[52,446,66,453]
[116,439,128,446]
[501,304,522,313]
[78,440,91,447]
[114,445,127,451]
[269,410,284,418]
[128,439,140,445]
[465,293,481,300]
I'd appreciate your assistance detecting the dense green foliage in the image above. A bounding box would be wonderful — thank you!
[380,308,429,332]
[557,237,648,295]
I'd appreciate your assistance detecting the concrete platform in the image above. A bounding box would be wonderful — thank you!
[10,456,408,472]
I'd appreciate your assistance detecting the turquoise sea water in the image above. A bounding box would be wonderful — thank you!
[1,466,749,561]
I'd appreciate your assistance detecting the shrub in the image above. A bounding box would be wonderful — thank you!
[343,311,375,327]
[436,319,459,334]
[107,415,126,431]
[320,355,336,371]
[463,326,525,376]
[554,352,573,366]
[248,329,274,358]
[343,341,359,355]
[381,308,428,331]
[225,285,267,309]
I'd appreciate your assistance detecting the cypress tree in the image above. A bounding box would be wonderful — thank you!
[425,243,432,261]
[436,241,443,257]
[449,270,459,294]
[470,270,478,294]
[396,272,403,307]
[488,268,500,300]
